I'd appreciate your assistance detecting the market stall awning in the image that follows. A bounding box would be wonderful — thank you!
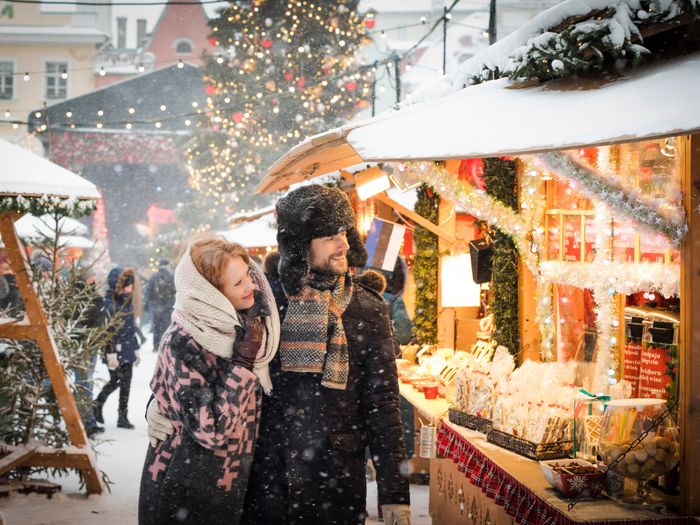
[0,139,100,200]
[14,214,89,239]
[219,214,278,249]
[258,51,700,193]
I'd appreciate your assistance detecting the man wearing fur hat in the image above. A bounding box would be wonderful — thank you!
[148,185,410,524]
[243,185,410,524]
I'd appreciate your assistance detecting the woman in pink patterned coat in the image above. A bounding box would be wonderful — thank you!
[138,237,279,525]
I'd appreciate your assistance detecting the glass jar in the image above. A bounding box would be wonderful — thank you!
[598,399,680,504]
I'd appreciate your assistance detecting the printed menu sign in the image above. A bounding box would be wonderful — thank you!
[638,344,675,400]
[622,339,642,397]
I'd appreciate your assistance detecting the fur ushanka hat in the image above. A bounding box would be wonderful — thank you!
[276,185,367,295]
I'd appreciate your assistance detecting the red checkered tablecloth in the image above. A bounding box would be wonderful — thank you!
[435,422,692,525]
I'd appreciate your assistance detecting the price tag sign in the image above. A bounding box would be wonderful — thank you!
[419,425,437,458]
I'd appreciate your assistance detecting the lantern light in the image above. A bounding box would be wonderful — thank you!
[355,166,391,201]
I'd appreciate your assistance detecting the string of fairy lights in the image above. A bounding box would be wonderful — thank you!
[2,0,470,209]
[1,1,471,126]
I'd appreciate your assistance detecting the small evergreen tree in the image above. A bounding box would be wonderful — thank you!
[0,211,119,484]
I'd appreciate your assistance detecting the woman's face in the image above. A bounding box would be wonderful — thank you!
[221,256,256,310]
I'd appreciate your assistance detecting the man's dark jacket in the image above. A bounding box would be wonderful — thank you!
[242,274,409,525]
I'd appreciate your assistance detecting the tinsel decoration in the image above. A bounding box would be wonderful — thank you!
[534,152,687,246]
[405,162,538,271]
[539,260,680,298]
[483,158,520,363]
[404,158,681,389]
[413,184,439,344]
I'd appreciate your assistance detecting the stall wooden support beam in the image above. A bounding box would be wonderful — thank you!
[0,442,39,476]
[339,170,457,244]
[0,212,103,495]
[680,134,700,516]
[0,444,99,472]
[436,199,457,348]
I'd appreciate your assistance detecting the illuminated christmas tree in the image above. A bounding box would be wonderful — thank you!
[186,0,372,212]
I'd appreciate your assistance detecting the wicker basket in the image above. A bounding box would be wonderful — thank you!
[448,408,493,434]
[486,427,572,460]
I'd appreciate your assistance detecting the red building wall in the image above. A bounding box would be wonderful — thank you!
[95,0,216,88]
[144,0,217,68]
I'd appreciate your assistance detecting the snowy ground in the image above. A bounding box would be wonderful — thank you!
[0,330,431,525]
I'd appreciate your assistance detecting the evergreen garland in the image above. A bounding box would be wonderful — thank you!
[465,0,700,85]
[483,158,520,363]
[413,184,439,344]
[0,195,96,218]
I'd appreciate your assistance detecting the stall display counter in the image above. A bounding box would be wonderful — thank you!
[399,382,449,425]
[401,390,691,525]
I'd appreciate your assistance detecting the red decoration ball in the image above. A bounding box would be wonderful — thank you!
[345,81,357,91]
[364,19,376,29]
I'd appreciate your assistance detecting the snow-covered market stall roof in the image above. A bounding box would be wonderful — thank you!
[219,214,278,249]
[259,49,700,193]
[0,138,100,204]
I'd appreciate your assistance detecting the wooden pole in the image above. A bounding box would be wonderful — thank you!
[437,199,456,348]
[680,134,700,516]
[0,212,103,494]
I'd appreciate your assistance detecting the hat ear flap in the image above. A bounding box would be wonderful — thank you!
[346,228,367,268]
[278,236,309,296]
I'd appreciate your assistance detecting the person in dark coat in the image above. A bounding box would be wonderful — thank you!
[377,257,416,461]
[0,252,24,318]
[381,257,414,346]
[243,185,410,525]
[74,270,107,437]
[139,238,280,525]
[94,266,142,429]
[145,259,176,352]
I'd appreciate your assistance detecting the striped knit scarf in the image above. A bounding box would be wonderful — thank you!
[279,274,353,390]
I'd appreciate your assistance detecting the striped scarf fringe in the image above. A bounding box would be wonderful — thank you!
[279,274,353,390]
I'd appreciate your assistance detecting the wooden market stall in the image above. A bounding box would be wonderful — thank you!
[0,138,103,494]
[256,2,700,521]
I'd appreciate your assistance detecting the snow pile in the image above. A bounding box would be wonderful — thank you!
[407,0,698,105]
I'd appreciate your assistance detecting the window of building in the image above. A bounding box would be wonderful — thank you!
[0,61,13,99]
[174,39,193,55]
[45,61,68,99]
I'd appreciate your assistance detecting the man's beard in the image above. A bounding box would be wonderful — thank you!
[311,255,348,276]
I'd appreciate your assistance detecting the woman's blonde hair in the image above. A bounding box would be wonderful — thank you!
[189,236,250,291]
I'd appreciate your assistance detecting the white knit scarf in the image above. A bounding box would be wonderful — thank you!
[172,248,279,394]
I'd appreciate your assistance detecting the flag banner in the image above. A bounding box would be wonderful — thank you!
[365,218,406,271]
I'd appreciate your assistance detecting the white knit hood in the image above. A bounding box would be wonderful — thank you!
[172,248,279,394]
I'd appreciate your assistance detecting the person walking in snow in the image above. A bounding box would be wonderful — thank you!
[145,258,176,352]
[138,237,279,525]
[94,266,142,429]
